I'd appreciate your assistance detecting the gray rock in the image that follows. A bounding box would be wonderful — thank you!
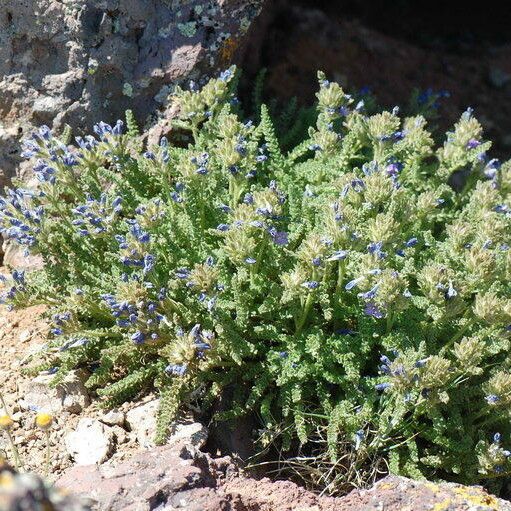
[64,418,115,465]
[125,399,208,450]
[100,409,125,428]
[168,420,208,451]
[0,0,267,188]
[1,239,43,270]
[57,444,232,511]
[19,370,90,414]
[125,399,159,448]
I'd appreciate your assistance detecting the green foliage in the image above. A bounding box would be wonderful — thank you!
[1,67,511,492]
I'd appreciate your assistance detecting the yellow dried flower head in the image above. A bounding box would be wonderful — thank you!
[0,415,14,431]
[35,412,53,431]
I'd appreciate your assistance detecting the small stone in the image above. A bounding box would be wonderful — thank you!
[20,370,90,414]
[64,418,114,465]
[112,426,128,444]
[168,420,208,451]
[125,399,159,448]
[100,409,125,427]
[18,329,32,343]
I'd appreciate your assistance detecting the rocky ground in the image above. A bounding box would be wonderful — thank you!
[0,268,180,478]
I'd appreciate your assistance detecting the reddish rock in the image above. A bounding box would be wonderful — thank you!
[57,443,511,511]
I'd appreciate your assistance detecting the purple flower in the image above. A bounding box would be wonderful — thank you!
[375,383,391,391]
[364,302,384,319]
[486,394,500,405]
[301,281,319,289]
[166,363,188,376]
[131,331,145,344]
[270,230,288,246]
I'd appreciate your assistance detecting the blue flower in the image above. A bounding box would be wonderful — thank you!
[327,250,348,261]
[301,281,319,289]
[345,277,364,290]
[219,69,233,82]
[486,394,500,405]
[335,328,357,336]
[364,302,384,319]
[175,268,190,279]
[165,363,188,377]
[143,254,156,274]
[445,282,457,299]
[270,230,288,246]
[358,284,379,300]
[367,241,386,259]
[354,429,365,449]
[375,383,391,391]
[131,331,145,344]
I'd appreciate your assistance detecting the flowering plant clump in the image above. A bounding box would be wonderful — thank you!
[1,68,511,492]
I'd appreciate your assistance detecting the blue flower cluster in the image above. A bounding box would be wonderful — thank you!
[0,189,43,250]
[0,270,26,309]
[101,285,166,344]
[72,194,122,236]
[116,221,155,273]
[51,311,72,336]
[165,324,213,376]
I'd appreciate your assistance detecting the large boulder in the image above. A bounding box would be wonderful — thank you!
[0,0,267,187]
[57,444,511,511]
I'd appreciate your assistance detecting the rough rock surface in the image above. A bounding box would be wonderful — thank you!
[64,418,115,465]
[0,0,266,187]
[19,369,90,414]
[57,444,511,511]
[124,398,159,448]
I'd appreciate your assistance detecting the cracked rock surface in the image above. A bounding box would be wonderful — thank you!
[0,0,266,187]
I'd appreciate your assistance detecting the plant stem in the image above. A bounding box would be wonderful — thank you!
[386,312,394,333]
[295,293,314,337]
[0,392,11,417]
[6,431,22,471]
[44,430,51,477]
[295,269,318,336]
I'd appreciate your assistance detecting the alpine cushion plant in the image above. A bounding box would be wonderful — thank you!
[1,67,511,493]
